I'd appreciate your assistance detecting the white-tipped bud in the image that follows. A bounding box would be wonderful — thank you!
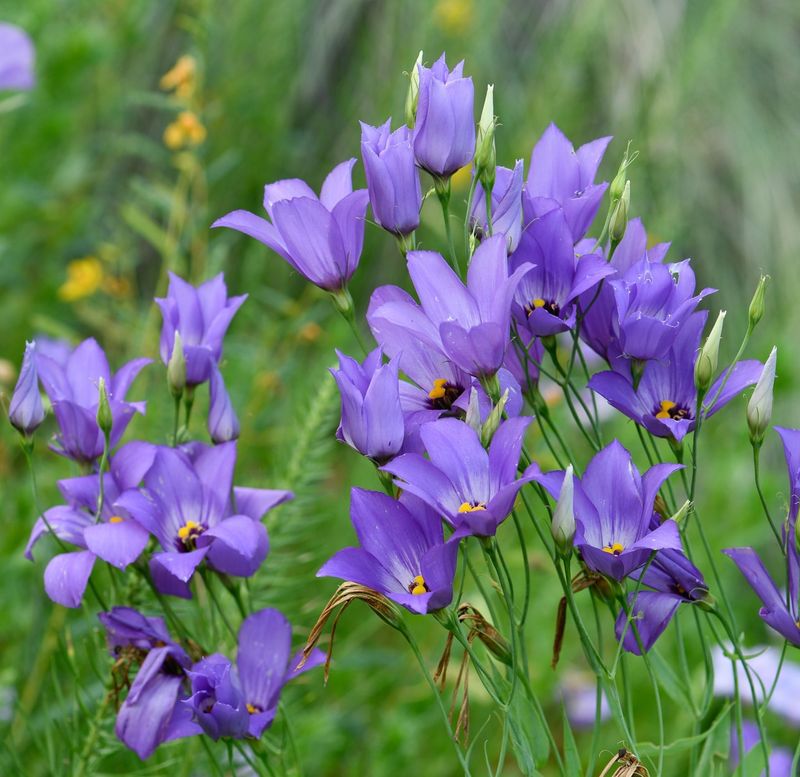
[481,388,508,447]
[669,500,692,524]
[404,51,423,128]
[552,465,575,556]
[475,84,496,189]
[747,346,777,447]
[465,387,481,435]
[609,180,630,243]
[167,331,187,399]
[694,310,726,393]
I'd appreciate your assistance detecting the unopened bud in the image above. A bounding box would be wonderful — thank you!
[481,389,508,447]
[694,310,726,393]
[552,465,575,556]
[167,331,186,399]
[404,51,423,128]
[474,84,496,190]
[96,377,113,437]
[747,346,777,447]
[465,388,481,435]
[669,500,692,524]
[458,604,511,666]
[8,341,44,436]
[609,141,635,203]
[748,274,768,330]
[609,180,630,243]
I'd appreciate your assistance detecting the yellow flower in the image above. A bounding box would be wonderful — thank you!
[160,55,197,99]
[450,163,473,192]
[297,322,322,343]
[58,257,105,302]
[163,111,206,150]
[433,0,474,34]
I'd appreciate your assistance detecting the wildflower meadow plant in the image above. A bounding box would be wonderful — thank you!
[9,48,800,776]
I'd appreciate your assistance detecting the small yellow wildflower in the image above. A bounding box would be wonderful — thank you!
[433,0,474,35]
[450,163,472,192]
[163,111,206,150]
[58,257,104,302]
[160,55,197,99]
[298,322,322,343]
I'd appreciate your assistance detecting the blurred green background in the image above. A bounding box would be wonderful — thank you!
[1,0,799,774]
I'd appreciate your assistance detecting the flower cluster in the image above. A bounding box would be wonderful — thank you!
[10,272,321,759]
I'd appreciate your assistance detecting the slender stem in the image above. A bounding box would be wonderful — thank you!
[436,180,462,277]
[172,393,181,446]
[402,628,473,776]
[752,444,783,550]
[484,187,494,237]
[200,569,238,641]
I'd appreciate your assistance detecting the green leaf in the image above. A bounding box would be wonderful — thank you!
[741,742,769,777]
[649,647,694,709]
[506,690,549,774]
[638,702,733,756]
[696,704,733,775]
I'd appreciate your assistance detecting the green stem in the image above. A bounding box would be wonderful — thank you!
[436,180,462,277]
[752,444,783,550]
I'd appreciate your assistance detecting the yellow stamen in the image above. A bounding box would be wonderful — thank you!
[246,703,259,715]
[177,520,200,540]
[109,515,124,524]
[428,378,448,400]
[458,501,487,513]
[602,542,625,555]
[655,400,677,420]
[411,575,428,595]
[531,298,546,309]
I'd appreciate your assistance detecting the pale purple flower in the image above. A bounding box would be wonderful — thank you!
[469,161,524,253]
[0,23,34,91]
[212,160,369,292]
[9,341,44,435]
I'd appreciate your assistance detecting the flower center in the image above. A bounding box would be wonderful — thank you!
[109,515,124,524]
[247,703,262,715]
[408,575,429,595]
[524,298,560,317]
[602,542,625,556]
[427,378,463,411]
[177,520,204,551]
[458,501,487,513]
[654,400,691,421]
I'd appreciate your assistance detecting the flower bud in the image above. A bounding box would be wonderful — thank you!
[609,141,635,203]
[404,51,423,128]
[609,180,630,243]
[208,366,240,445]
[465,387,481,435]
[167,331,186,399]
[474,84,496,190]
[552,465,575,556]
[96,377,113,438]
[747,346,777,447]
[8,341,44,436]
[480,389,508,447]
[694,310,726,393]
[669,500,692,524]
[748,274,768,330]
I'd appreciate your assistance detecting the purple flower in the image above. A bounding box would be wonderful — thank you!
[185,654,249,740]
[412,54,475,179]
[526,123,612,243]
[533,441,683,580]
[208,364,240,444]
[776,426,800,522]
[589,313,763,442]
[212,160,369,292]
[156,272,246,387]
[469,161,524,253]
[99,607,199,760]
[610,257,714,362]
[25,442,156,607]
[360,119,422,236]
[9,341,44,435]
[236,608,325,737]
[615,533,708,653]
[578,218,670,362]
[318,489,459,613]
[331,348,404,463]
[382,416,537,537]
[510,206,614,337]
[729,721,794,777]
[0,23,34,91]
[723,545,800,647]
[116,442,291,598]
[36,338,150,463]
[403,235,532,378]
